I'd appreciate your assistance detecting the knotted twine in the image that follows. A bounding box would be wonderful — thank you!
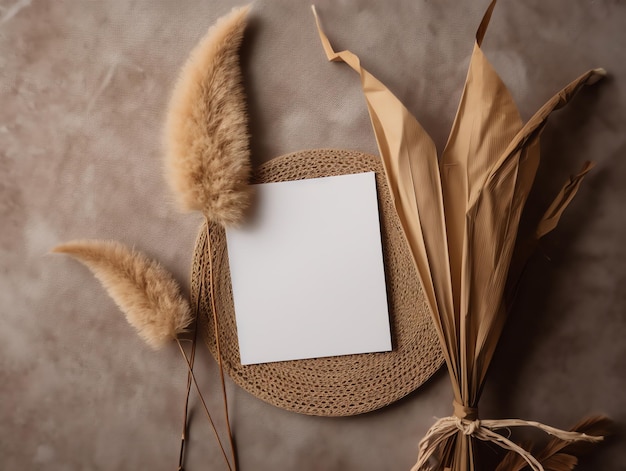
[411,402,602,471]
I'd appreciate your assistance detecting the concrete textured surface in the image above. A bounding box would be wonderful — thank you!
[1,0,624,469]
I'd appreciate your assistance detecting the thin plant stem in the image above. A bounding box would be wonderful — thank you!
[177,235,206,471]
[176,338,233,471]
[205,220,237,471]
[177,315,199,470]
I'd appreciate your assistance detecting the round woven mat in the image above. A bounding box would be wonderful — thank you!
[192,149,443,416]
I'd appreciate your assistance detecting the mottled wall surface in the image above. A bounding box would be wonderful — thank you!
[1,0,624,469]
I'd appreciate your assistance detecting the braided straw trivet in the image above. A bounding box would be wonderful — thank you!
[192,149,443,416]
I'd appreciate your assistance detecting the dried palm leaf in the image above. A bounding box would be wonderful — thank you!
[314,0,607,469]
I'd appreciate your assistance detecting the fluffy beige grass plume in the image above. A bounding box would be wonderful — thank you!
[53,240,192,349]
[164,5,252,226]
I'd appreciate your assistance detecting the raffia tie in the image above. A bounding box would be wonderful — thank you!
[410,401,603,471]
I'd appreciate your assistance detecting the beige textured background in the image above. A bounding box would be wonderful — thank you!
[1,0,624,469]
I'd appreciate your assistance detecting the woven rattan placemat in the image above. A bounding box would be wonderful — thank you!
[192,149,443,416]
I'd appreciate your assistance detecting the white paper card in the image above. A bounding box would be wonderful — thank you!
[225,172,391,365]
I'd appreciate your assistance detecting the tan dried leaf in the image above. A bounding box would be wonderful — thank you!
[542,453,578,471]
[53,240,192,349]
[494,442,532,471]
[164,5,252,226]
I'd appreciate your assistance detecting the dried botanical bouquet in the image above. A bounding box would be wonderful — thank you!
[53,2,610,470]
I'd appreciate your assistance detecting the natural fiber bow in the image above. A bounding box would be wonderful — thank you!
[411,403,603,471]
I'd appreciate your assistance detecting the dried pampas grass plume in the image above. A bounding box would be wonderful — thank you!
[162,8,252,468]
[54,239,234,468]
[53,240,192,349]
[164,4,252,226]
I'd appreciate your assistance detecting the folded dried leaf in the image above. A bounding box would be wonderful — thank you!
[53,240,192,349]
[164,5,251,226]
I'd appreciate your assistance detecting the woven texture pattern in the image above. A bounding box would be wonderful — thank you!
[192,149,443,416]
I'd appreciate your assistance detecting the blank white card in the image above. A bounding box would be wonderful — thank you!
[225,172,391,365]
